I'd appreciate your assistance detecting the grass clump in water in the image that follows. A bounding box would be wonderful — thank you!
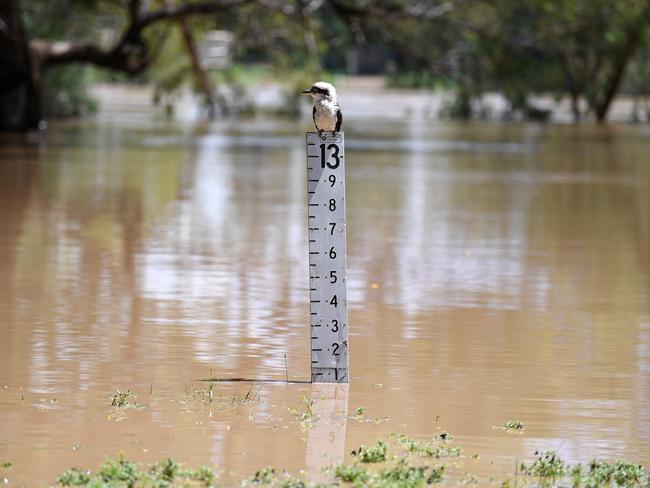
[110,390,138,408]
[520,450,565,483]
[250,467,276,484]
[56,468,90,486]
[56,455,216,487]
[51,433,649,488]
[352,440,388,463]
[335,463,370,483]
[396,435,461,459]
[245,467,309,488]
[377,459,444,487]
[498,420,525,432]
[570,459,647,488]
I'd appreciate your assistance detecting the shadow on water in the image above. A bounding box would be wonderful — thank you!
[0,117,649,485]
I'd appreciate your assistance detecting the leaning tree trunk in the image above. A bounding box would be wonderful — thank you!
[593,24,644,124]
[0,0,42,130]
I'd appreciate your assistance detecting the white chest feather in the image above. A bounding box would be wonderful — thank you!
[314,99,339,131]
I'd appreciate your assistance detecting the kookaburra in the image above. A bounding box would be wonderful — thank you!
[301,82,342,134]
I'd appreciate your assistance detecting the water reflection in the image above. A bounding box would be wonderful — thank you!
[0,120,649,485]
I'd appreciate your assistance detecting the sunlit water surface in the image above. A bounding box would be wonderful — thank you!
[1,116,649,486]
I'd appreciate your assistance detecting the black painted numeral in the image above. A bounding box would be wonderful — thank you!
[320,144,341,169]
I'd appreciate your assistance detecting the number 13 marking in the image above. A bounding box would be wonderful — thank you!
[320,144,341,169]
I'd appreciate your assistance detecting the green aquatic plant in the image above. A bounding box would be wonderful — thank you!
[335,463,370,483]
[250,466,277,484]
[521,450,566,484]
[56,468,91,486]
[352,440,388,463]
[0,462,11,469]
[97,455,140,485]
[110,389,134,407]
[499,420,525,432]
[56,455,217,487]
[378,459,445,487]
[289,393,316,431]
[575,459,648,488]
[435,431,453,442]
[396,435,461,459]
[50,434,649,488]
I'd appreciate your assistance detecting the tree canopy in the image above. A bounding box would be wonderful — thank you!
[1,0,650,130]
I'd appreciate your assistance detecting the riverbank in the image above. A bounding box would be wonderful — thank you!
[89,76,650,125]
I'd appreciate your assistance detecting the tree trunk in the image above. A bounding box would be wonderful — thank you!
[176,17,218,118]
[569,91,581,123]
[594,25,644,123]
[0,0,42,130]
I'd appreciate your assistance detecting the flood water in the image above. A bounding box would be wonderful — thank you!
[1,116,649,486]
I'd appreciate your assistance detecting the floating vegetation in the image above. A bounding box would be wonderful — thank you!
[395,434,461,459]
[288,393,315,431]
[353,406,366,418]
[569,459,647,488]
[51,434,650,487]
[107,389,145,421]
[352,440,388,463]
[520,449,566,482]
[495,420,526,433]
[518,450,649,488]
[181,382,263,414]
[109,389,143,409]
[378,459,445,486]
[56,454,215,487]
[435,431,453,442]
[335,463,370,483]
[0,462,11,469]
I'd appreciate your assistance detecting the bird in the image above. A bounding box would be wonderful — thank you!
[301,81,342,135]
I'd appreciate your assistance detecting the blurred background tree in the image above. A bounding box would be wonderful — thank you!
[1,0,650,131]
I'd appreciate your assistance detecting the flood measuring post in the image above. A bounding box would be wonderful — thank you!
[306,132,349,383]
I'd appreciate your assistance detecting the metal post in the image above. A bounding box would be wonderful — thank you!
[306,132,349,383]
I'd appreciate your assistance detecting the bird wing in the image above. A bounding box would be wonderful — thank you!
[336,107,343,132]
[312,106,318,131]
[335,106,342,132]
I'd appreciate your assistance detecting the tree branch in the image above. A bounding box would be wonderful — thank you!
[31,0,252,75]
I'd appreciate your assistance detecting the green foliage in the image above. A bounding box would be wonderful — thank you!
[352,440,388,463]
[51,438,649,488]
[250,467,276,484]
[56,468,91,486]
[520,450,566,481]
[578,459,647,488]
[377,459,444,487]
[499,420,525,432]
[56,455,218,487]
[396,435,461,459]
[97,455,140,485]
[335,463,370,484]
[41,65,98,119]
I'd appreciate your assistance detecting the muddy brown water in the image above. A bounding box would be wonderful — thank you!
[0,118,649,486]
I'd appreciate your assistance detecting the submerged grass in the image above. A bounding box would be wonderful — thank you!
[495,420,526,434]
[181,381,263,413]
[53,435,650,488]
[57,455,215,487]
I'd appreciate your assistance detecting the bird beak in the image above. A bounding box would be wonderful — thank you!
[301,89,312,95]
